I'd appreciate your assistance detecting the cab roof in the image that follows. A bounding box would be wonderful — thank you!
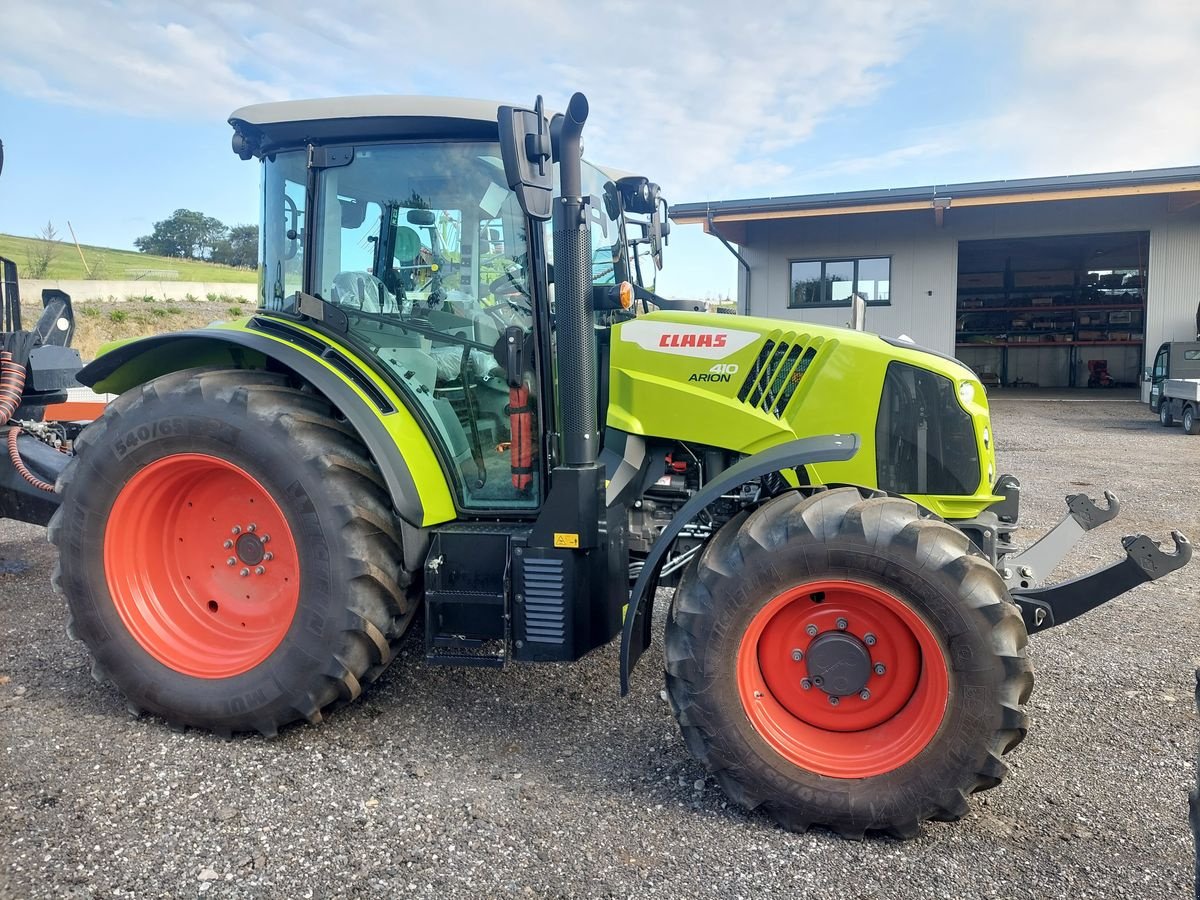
[228,95,510,157]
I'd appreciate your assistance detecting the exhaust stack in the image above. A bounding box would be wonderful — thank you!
[551,93,597,468]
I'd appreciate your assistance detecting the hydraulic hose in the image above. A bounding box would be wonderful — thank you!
[7,428,55,492]
[0,349,55,493]
[0,350,25,424]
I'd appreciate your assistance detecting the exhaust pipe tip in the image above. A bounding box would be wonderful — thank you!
[565,92,588,128]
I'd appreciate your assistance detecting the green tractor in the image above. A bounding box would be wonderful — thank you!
[28,93,1191,838]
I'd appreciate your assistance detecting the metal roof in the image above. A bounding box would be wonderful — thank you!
[672,165,1200,225]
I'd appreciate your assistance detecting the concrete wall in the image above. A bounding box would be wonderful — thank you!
[738,194,1200,373]
[742,211,958,354]
[21,279,258,304]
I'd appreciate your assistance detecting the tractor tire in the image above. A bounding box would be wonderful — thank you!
[1184,405,1199,435]
[1161,403,1175,427]
[48,368,415,737]
[664,487,1033,839]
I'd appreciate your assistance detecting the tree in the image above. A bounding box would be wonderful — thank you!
[211,224,259,268]
[24,221,59,278]
[135,209,227,259]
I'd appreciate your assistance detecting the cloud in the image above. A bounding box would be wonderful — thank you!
[975,0,1200,175]
[0,0,947,202]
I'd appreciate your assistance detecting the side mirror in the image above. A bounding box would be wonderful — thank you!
[658,197,671,240]
[498,96,554,221]
[283,194,301,261]
[340,198,366,229]
[649,200,666,271]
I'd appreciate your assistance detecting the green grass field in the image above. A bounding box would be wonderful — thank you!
[0,233,258,283]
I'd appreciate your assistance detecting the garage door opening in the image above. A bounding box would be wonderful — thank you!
[955,232,1148,390]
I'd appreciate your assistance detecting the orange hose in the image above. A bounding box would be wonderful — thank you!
[0,351,24,424]
[0,350,55,493]
[7,428,54,492]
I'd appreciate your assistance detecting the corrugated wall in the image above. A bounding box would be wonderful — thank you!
[1146,216,1200,365]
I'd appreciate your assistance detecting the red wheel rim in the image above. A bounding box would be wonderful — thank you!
[103,453,300,679]
[736,579,949,778]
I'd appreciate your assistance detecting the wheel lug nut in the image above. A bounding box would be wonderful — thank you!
[805,624,818,636]
[791,648,803,662]
[231,526,241,535]
[864,633,877,646]
[226,557,236,566]
[835,617,848,630]
[261,534,270,544]
[874,663,886,676]
[263,552,274,562]
[255,566,265,575]
[828,695,840,706]
[859,689,871,700]
[800,678,812,691]
[247,524,257,533]
[240,568,250,577]
[223,539,233,549]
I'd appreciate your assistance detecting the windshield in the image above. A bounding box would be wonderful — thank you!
[581,160,627,285]
[263,140,541,511]
[539,160,630,287]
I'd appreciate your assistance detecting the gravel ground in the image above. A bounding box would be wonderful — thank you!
[1,396,1197,899]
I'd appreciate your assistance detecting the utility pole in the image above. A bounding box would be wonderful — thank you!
[67,221,92,278]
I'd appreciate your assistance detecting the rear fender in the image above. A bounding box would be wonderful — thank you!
[619,434,859,694]
[77,320,455,529]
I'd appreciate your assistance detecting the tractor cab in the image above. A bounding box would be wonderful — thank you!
[237,98,660,513]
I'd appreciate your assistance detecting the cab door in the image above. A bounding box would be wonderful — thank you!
[1150,343,1170,411]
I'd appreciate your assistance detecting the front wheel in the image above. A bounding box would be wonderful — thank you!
[1161,403,1175,427]
[664,487,1033,838]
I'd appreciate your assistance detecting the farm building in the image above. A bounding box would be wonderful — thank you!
[672,166,1200,392]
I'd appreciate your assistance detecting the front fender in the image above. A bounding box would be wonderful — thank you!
[619,433,859,694]
[77,318,455,528]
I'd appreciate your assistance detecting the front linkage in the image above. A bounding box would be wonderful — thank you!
[970,475,1191,634]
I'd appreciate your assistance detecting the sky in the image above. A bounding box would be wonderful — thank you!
[2,0,1199,299]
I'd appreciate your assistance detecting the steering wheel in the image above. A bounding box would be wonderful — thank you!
[489,268,533,316]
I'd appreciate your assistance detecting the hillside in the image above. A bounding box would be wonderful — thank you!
[18,295,254,361]
[0,233,257,283]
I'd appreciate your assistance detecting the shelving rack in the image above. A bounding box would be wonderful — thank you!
[955,268,1145,387]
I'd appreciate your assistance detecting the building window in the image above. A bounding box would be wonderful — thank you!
[789,256,891,308]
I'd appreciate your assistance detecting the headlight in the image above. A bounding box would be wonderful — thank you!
[958,381,976,406]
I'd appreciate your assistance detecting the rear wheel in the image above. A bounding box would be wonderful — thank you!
[665,487,1033,838]
[49,369,415,737]
[1184,405,1199,435]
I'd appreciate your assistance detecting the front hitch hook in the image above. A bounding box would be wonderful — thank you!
[1067,490,1120,529]
[1122,530,1192,578]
